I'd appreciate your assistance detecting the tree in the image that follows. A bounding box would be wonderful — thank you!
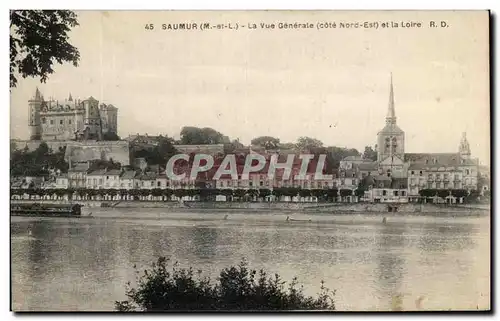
[10,10,80,88]
[223,139,244,154]
[180,126,225,145]
[115,257,335,311]
[296,136,323,151]
[102,132,121,141]
[362,146,377,162]
[251,136,280,150]
[279,142,296,150]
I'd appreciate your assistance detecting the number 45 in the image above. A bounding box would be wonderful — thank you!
[145,24,154,30]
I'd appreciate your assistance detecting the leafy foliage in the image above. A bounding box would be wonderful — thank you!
[132,136,178,166]
[10,10,80,87]
[115,257,335,311]
[363,146,377,161]
[180,127,227,145]
[295,136,324,151]
[102,132,121,141]
[11,142,68,176]
[251,136,280,150]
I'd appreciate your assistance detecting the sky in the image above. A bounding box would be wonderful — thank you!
[10,10,490,165]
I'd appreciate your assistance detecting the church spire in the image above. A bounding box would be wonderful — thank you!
[459,131,471,159]
[386,73,396,125]
[68,93,73,101]
[34,87,42,101]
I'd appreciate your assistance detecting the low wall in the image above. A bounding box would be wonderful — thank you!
[12,139,131,166]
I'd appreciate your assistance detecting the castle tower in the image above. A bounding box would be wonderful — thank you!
[28,87,43,140]
[377,74,405,163]
[459,132,471,159]
[82,96,102,140]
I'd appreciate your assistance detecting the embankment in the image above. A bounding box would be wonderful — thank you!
[10,199,490,214]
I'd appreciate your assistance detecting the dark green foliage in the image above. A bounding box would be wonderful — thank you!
[339,189,353,197]
[89,158,121,171]
[363,146,377,162]
[115,257,335,311]
[354,188,365,198]
[102,132,121,141]
[11,142,68,176]
[10,10,80,87]
[132,136,178,166]
[250,136,280,150]
[418,189,438,198]
[180,127,226,145]
[295,136,323,151]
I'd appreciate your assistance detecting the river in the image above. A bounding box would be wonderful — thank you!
[10,209,490,311]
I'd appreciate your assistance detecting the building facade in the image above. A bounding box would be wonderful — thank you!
[28,88,118,141]
[345,75,480,201]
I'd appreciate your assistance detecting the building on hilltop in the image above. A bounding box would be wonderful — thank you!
[28,88,118,141]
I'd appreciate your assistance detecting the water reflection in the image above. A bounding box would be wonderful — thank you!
[10,212,490,311]
[192,227,218,260]
[374,222,407,311]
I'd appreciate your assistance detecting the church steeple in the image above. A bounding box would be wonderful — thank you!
[68,93,73,101]
[459,132,471,159]
[34,87,42,101]
[386,73,396,125]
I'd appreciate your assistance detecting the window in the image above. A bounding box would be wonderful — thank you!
[42,118,46,124]
[60,120,63,125]
[419,171,423,176]
[50,120,54,125]
[466,169,470,175]
[392,137,397,150]
[249,182,253,187]
[260,181,264,186]
[106,176,109,179]
[157,181,161,187]
[411,171,415,175]
[394,191,399,196]
[425,159,429,164]
[382,190,387,196]
[401,191,406,196]
[69,119,72,124]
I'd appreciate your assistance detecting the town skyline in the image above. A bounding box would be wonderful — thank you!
[10,11,490,165]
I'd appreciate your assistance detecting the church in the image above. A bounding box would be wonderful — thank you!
[351,75,479,201]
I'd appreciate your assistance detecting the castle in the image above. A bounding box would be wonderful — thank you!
[28,88,118,141]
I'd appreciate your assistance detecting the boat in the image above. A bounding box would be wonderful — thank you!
[286,216,312,222]
[10,203,83,217]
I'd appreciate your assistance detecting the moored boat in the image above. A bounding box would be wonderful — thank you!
[10,203,83,217]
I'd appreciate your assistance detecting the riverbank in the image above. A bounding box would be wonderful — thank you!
[10,199,490,214]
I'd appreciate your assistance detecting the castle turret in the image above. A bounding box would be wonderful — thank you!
[28,87,43,140]
[459,132,471,159]
[83,96,102,140]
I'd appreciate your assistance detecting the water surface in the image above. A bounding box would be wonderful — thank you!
[11,209,490,311]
